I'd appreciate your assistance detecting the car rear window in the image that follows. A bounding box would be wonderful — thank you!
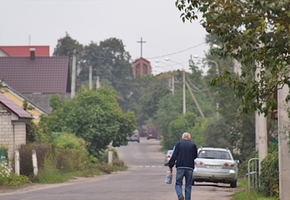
[198,150,231,160]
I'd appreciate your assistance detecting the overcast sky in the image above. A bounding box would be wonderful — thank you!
[0,0,208,74]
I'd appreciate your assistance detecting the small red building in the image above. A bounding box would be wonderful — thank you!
[132,57,151,78]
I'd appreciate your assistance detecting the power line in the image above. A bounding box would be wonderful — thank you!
[146,42,206,60]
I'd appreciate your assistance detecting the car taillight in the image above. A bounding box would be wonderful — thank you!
[224,163,235,167]
[195,161,203,166]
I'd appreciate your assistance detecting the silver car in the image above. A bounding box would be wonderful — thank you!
[193,147,239,188]
[126,129,140,143]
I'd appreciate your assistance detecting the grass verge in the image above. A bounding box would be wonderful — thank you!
[0,162,128,190]
[231,179,279,200]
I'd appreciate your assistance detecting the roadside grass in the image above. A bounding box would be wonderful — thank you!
[0,162,128,190]
[231,179,279,200]
[33,162,128,184]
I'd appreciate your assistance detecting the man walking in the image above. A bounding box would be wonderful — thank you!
[168,132,198,200]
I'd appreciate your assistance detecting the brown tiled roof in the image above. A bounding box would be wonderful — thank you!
[0,56,70,93]
[0,46,50,57]
[0,93,32,119]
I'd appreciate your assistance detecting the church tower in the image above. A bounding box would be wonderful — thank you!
[132,37,151,78]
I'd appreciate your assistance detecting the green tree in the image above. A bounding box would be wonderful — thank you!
[139,74,171,119]
[39,87,136,156]
[53,32,83,57]
[187,59,215,117]
[77,38,134,112]
[175,0,289,114]
[168,112,196,148]
[166,112,206,149]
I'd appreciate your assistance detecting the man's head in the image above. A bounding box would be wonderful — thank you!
[182,132,191,140]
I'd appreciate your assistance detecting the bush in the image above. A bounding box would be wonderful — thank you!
[96,162,113,174]
[51,133,87,152]
[19,143,51,177]
[113,158,125,166]
[56,149,87,172]
[0,160,12,185]
[258,150,279,198]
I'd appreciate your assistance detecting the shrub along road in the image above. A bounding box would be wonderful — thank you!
[0,137,236,200]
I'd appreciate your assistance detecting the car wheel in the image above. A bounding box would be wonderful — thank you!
[230,180,237,188]
[137,140,140,143]
[192,180,195,186]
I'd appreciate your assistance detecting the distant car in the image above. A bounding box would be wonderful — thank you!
[164,150,173,166]
[146,128,158,140]
[140,129,147,137]
[126,130,140,143]
[193,147,239,188]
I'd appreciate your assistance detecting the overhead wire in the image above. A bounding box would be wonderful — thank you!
[146,42,206,60]
[186,76,211,92]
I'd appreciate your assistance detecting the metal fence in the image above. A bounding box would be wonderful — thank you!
[247,158,259,191]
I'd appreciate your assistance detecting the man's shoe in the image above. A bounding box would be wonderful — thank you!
[178,195,184,200]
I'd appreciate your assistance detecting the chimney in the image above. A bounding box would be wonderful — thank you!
[30,48,35,60]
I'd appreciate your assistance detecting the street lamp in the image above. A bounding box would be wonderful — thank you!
[212,44,222,49]
[155,60,175,95]
[193,55,219,74]
[193,55,220,119]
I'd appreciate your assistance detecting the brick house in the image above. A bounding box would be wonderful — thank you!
[0,93,32,161]
[132,57,151,78]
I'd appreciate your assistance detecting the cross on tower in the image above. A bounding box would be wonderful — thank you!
[137,37,146,58]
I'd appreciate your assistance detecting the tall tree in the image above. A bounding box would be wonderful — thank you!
[139,74,171,119]
[175,0,289,114]
[53,32,83,57]
[77,38,134,111]
[39,87,136,156]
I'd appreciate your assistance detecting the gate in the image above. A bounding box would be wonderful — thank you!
[247,158,259,191]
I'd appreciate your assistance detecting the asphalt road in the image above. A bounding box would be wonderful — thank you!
[0,137,236,200]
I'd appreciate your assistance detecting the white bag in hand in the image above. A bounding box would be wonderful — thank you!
[165,170,172,184]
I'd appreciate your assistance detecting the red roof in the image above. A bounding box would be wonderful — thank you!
[0,56,69,93]
[132,57,150,64]
[0,46,50,57]
[0,93,32,119]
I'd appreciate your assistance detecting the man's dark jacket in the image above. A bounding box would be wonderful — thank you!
[168,140,198,170]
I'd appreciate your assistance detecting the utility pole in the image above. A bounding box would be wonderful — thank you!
[89,65,92,90]
[96,76,100,89]
[71,49,76,98]
[256,111,267,171]
[183,70,186,115]
[255,62,267,172]
[278,84,290,199]
[185,81,205,118]
[171,74,174,95]
[164,58,185,114]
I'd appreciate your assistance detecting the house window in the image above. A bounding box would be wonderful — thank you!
[143,63,148,74]
[136,63,140,77]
